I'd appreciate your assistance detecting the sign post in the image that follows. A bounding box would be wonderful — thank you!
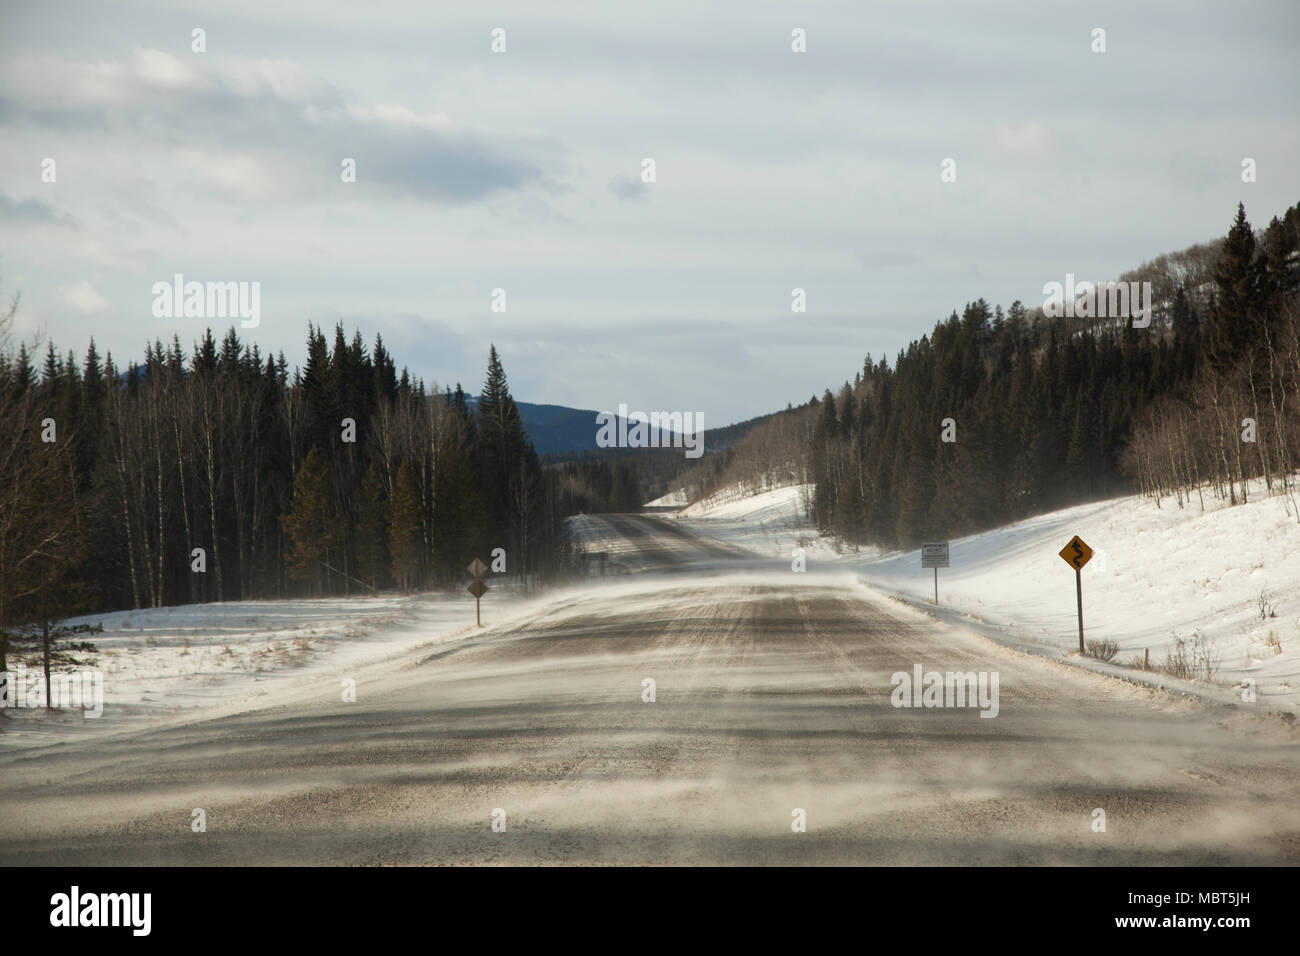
[921,542,949,604]
[467,558,489,626]
[1057,535,1094,653]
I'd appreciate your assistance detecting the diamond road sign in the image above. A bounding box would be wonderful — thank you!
[467,558,487,579]
[1058,535,1094,571]
[467,578,488,599]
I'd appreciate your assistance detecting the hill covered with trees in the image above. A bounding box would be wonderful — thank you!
[670,200,1300,550]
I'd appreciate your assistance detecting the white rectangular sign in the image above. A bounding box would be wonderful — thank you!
[921,542,949,568]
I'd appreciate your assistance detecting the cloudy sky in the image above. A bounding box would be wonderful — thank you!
[1,0,1297,425]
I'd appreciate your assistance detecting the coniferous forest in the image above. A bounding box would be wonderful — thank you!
[0,321,641,671]
[811,201,1300,548]
[674,200,1300,550]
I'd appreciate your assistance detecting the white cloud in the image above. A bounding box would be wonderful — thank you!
[63,280,111,314]
[172,147,279,199]
[354,103,456,132]
[130,48,203,90]
[991,122,1054,156]
[220,58,333,102]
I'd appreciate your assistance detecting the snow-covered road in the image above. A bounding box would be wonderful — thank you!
[2,513,1297,865]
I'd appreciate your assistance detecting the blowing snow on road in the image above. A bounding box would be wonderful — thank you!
[3,514,1296,866]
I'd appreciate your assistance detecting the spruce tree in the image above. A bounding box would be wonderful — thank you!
[282,447,336,593]
[477,345,538,572]
[1209,203,1267,373]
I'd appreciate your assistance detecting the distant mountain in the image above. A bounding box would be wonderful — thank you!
[464,395,773,456]
[467,396,614,455]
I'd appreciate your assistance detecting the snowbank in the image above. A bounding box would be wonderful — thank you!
[0,590,530,747]
[645,489,688,507]
[678,483,811,520]
[678,478,1300,715]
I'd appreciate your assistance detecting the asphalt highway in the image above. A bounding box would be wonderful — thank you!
[2,514,1297,865]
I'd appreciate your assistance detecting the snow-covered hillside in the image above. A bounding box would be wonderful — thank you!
[645,489,689,508]
[669,480,1300,716]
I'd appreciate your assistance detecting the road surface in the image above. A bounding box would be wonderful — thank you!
[2,513,1297,864]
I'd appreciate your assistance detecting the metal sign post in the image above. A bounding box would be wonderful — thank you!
[921,542,949,604]
[467,558,489,626]
[1058,535,1094,653]
[1074,568,1083,652]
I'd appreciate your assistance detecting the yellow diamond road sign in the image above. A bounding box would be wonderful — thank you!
[467,558,487,579]
[1059,535,1094,571]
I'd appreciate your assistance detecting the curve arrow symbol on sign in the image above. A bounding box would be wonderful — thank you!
[1058,535,1093,571]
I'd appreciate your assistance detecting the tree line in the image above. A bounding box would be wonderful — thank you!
[807,200,1300,549]
[0,321,637,671]
[1121,203,1300,511]
[668,199,1300,550]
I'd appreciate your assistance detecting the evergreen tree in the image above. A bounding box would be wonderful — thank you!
[477,345,541,576]
[811,390,837,530]
[1208,203,1267,373]
[282,447,336,593]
